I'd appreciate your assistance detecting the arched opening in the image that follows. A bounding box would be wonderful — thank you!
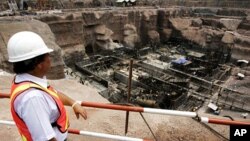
[113,40,119,43]
[23,1,28,10]
[17,0,27,10]
[85,44,94,56]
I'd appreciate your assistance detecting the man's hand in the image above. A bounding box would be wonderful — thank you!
[72,103,87,120]
[55,91,88,119]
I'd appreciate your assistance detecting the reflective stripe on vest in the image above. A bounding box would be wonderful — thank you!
[10,81,69,141]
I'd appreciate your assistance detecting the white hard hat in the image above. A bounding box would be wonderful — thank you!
[7,31,53,62]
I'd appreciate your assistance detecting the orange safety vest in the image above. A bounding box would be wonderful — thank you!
[10,81,69,141]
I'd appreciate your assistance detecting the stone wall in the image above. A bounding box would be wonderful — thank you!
[0,19,65,79]
[39,13,85,66]
[47,0,250,8]
[38,7,250,65]
[153,0,250,8]
[1,0,250,11]
[0,7,250,78]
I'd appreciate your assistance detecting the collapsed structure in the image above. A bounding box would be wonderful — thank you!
[74,41,250,113]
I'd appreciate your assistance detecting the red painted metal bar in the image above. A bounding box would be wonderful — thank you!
[1,93,250,126]
[0,93,10,98]
[68,129,80,134]
[125,59,133,134]
[68,129,151,141]
[80,101,250,126]
[0,93,144,112]
[0,120,152,141]
[200,117,250,126]
[81,101,144,112]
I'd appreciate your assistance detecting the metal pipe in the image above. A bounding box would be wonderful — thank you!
[0,93,10,98]
[70,129,150,141]
[81,101,197,117]
[0,120,15,125]
[143,107,197,117]
[81,102,250,125]
[125,59,133,134]
[81,101,144,112]
[0,94,146,112]
[200,117,250,126]
[0,120,151,141]
[1,94,250,126]
[0,94,224,118]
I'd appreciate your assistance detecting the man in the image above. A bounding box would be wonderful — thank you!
[7,31,87,141]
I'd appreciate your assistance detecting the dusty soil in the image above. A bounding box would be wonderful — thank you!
[0,71,230,141]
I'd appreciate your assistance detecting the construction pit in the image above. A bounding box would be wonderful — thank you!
[1,0,250,141]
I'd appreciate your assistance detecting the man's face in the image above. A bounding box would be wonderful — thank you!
[39,54,51,75]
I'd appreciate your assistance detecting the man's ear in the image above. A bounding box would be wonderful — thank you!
[37,63,43,70]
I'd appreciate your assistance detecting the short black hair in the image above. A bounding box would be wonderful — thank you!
[13,54,47,74]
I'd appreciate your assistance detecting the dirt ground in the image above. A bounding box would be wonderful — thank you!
[0,71,232,141]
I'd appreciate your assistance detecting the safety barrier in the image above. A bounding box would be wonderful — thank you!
[80,101,250,126]
[0,120,151,141]
[1,93,249,126]
[0,93,10,98]
[80,101,197,117]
